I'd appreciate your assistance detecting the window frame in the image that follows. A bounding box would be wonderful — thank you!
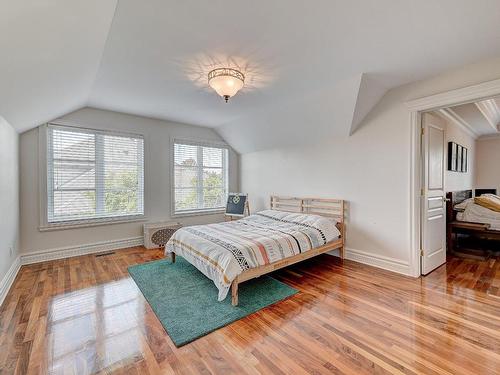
[171,138,229,217]
[39,123,146,231]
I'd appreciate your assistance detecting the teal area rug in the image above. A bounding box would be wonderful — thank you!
[128,257,297,347]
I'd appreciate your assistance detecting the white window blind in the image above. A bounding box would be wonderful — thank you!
[173,141,228,214]
[47,125,144,223]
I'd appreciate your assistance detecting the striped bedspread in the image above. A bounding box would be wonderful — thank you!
[165,210,340,301]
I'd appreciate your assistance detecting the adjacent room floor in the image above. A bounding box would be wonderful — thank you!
[1,248,499,375]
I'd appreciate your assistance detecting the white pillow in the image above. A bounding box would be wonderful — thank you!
[454,198,473,211]
[251,209,341,242]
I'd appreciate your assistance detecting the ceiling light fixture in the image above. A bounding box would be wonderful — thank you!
[208,68,245,102]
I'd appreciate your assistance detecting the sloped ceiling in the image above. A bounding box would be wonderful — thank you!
[2,0,500,153]
[349,75,388,136]
[218,75,363,152]
[0,1,118,133]
[217,72,389,153]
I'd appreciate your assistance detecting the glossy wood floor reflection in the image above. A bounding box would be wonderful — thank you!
[1,248,499,375]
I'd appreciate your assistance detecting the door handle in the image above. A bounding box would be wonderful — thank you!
[443,197,451,202]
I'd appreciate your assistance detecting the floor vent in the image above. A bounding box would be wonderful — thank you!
[95,252,115,257]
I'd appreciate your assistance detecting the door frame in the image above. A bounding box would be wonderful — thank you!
[406,78,500,277]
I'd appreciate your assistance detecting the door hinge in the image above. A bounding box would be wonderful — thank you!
[420,249,424,256]
[421,127,424,136]
[421,188,424,196]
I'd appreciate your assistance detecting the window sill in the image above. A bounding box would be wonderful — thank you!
[171,208,226,218]
[39,215,146,232]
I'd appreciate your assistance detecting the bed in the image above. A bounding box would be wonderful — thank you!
[456,200,500,231]
[449,189,500,230]
[446,189,500,252]
[165,196,345,306]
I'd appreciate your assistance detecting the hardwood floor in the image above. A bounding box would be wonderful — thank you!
[1,248,499,375]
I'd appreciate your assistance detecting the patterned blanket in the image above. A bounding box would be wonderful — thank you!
[165,210,340,301]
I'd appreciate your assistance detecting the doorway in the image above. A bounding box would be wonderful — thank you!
[406,79,500,276]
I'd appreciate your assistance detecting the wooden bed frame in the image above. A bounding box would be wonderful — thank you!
[170,195,345,306]
[233,196,345,306]
[446,189,500,253]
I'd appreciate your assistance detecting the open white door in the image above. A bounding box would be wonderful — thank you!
[421,112,447,275]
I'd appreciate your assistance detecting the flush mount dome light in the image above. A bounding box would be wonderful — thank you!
[208,68,245,102]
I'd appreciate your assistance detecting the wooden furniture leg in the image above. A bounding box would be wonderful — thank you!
[171,252,176,263]
[231,279,238,306]
[339,221,346,259]
[450,230,455,253]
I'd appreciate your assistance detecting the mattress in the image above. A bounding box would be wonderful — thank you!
[165,209,340,301]
[456,200,500,231]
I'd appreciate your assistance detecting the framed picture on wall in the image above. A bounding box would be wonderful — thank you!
[447,142,468,173]
[453,143,459,171]
[448,142,457,171]
[457,145,463,172]
[462,147,468,172]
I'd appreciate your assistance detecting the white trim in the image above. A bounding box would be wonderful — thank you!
[0,238,144,306]
[475,99,500,132]
[171,136,229,149]
[438,108,479,139]
[0,256,21,308]
[327,248,411,275]
[343,248,411,276]
[409,110,422,277]
[38,125,48,231]
[3,240,411,307]
[170,137,230,218]
[49,120,144,139]
[38,216,146,231]
[477,133,500,141]
[406,78,500,111]
[21,236,143,265]
[406,78,500,277]
[171,208,226,218]
[39,123,147,230]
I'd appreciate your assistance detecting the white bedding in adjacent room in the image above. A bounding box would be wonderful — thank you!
[456,198,500,231]
[165,210,340,301]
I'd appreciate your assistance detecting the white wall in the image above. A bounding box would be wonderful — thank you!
[239,57,500,273]
[0,117,19,282]
[475,137,500,193]
[442,115,476,192]
[20,108,238,254]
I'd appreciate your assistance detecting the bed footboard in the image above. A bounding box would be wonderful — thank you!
[230,237,344,306]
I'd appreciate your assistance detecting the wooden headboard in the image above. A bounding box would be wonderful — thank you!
[270,196,344,222]
[445,190,472,251]
[446,189,472,223]
[270,196,345,241]
[475,188,497,196]
[446,189,497,220]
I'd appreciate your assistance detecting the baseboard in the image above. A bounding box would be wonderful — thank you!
[0,256,21,307]
[6,239,411,307]
[21,236,144,265]
[337,247,412,276]
[1,237,143,307]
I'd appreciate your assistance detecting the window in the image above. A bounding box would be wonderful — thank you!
[173,140,228,215]
[46,125,144,224]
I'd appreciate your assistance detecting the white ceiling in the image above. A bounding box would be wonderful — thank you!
[2,1,500,150]
[0,1,118,133]
[445,97,500,138]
